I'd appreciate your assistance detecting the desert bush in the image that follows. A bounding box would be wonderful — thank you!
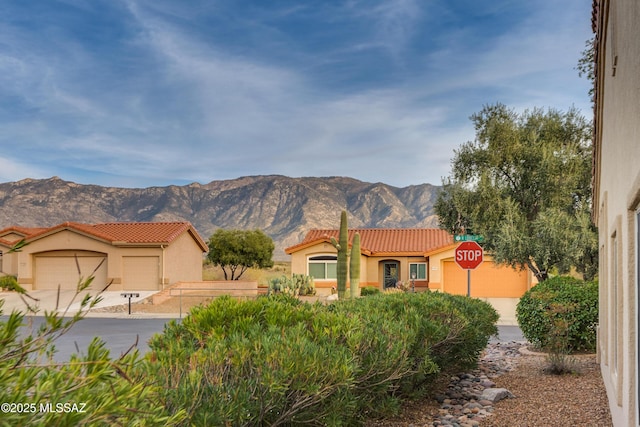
[0,275,19,291]
[516,276,598,352]
[147,295,359,425]
[359,286,380,296]
[0,279,184,426]
[147,291,498,425]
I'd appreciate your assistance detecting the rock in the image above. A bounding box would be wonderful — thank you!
[429,342,523,425]
[480,388,515,403]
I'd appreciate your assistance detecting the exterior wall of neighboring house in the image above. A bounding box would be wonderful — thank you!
[15,230,115,290]
[287,230,534,325]
[0,243,18,277]
[592,0,640,425]
[0,230,31,277]
[0,223,206,292]
[288,241,431,294]
[164,230,206,284]
[427,245,535,325]
[289,241,373,292]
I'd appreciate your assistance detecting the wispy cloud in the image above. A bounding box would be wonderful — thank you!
[0,0,593,188]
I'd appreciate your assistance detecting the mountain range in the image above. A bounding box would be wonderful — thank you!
[0,176,442,259]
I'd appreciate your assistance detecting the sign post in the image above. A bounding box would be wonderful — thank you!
[454,241,484,297]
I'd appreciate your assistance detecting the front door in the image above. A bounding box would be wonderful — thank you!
[383,262,398,289]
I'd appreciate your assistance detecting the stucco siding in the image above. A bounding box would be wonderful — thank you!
[594,0,640,424]
[165,231,204,285]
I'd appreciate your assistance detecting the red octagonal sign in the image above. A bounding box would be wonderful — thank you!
[455,241,484,270]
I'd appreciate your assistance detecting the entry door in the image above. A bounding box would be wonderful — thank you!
[383,262,398,288]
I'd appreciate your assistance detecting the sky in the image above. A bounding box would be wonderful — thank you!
[0,0,593,189]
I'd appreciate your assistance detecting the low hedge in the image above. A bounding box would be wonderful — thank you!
[516,276,598,352]
[146,292,498,426]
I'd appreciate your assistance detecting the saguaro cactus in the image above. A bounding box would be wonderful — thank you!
[349,232,360,298]
[330,210,349,299]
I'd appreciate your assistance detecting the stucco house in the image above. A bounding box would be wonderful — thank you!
[285,228,535,323]
[0,222,208,291]
[592,0,640,424]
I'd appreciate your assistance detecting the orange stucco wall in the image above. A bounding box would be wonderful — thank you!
[290,242,535,298]
[427,247,535,298]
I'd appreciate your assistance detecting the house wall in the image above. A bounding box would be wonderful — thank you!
[594,0,640,424]
[428,248,535,325]
[289,242,372,294]
[16,230,116,289]
[1,232,29,277]
[164,231,204,286]
[9,229,203,292]
[1,246,19,276]
[289,242,431,294]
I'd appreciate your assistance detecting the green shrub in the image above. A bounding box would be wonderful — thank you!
[0,283,184,426]
[147,292,499,425]
[360,286,380,296]
[516,276,598,352]
[0,275,19,291]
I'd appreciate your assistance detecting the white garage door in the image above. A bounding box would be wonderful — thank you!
[122,256,159,291]
[35,256,108,290]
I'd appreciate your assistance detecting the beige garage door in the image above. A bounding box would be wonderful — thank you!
[442,260,529,298]
[35,256,107,290]
[122,256,159,290]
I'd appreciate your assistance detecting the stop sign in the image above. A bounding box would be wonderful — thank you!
[455,241,483,270]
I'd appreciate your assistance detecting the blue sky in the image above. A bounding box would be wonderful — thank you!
[0,0,593,188]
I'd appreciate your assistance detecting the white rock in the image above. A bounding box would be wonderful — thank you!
[480,388,514,403]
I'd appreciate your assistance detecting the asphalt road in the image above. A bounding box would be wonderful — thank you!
[2,316,525,362]
[4,316,176,362]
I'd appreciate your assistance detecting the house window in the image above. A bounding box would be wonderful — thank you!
[611,231,618,378]
[308,255,337,280]
[409,263,427,280]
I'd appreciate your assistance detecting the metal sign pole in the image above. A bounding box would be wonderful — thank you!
[467,269,471,297]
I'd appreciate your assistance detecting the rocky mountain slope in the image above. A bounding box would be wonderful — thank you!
[0,176,441,258]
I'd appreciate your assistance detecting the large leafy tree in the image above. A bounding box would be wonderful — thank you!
[207,229,275,280]
[435,103,597,282]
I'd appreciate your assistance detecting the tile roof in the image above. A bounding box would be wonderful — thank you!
[0,226,48,239]
[0,221,208,251]
[285,228,454,256]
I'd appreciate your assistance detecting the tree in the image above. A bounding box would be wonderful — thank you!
[435,103,597,282]
[576,36,595,106]
[207,229,275,280]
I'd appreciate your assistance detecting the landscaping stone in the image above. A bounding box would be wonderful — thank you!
[430,342,523,426]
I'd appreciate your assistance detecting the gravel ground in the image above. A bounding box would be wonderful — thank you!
[368,349,612,427]
[480,351,612,427]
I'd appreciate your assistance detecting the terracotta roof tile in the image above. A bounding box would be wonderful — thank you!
[1,221,207,251]
[0,226,49,239]
[92,222,194,244]
[286,228,453,255]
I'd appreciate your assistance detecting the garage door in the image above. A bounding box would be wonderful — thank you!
[35,256,108,290]
[442,260,529,298]
[122,256,159,291]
